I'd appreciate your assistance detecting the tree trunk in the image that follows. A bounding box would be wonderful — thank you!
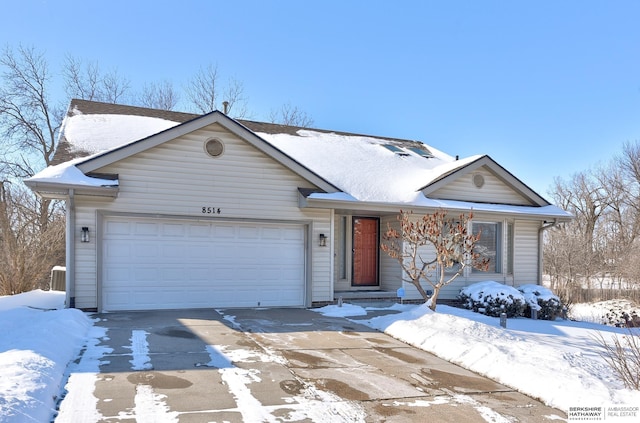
[409,278,431,301]
[429,285,442,311]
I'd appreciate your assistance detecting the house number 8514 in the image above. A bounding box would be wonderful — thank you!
[202,207,221,214]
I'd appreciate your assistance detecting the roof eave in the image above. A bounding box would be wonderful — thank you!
[299,193,574,222]
[24,180,119,199]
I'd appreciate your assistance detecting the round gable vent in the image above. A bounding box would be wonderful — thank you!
[473,173,485,188]
[204,138,224,157]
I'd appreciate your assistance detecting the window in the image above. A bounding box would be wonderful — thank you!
[408,146,434,158]
[472,222,502,273]
[382,144,410,156]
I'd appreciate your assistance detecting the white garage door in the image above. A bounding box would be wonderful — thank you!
[101,217,306,311]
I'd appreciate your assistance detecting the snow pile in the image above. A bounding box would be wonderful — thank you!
[314,301,640,412]
[312,303,368,317]
[0,290,93,422]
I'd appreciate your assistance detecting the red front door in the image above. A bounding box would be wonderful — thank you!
[352,217,379,286]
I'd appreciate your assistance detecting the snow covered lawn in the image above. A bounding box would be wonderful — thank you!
[0,290,92,422]
[2,289,640,422]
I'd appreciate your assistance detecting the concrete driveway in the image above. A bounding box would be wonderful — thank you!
[56,308,566,422]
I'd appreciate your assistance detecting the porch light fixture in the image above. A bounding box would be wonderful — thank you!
[81,226,90,243]
[319,233,327,247]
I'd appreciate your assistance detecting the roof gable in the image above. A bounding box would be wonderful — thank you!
[73,110,339,194]
[421,155,550,206]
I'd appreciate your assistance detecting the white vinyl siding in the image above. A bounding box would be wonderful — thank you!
[430,167,533,206]
[379,215,401,292]
[513,220,540,285]
[72,122,332,309]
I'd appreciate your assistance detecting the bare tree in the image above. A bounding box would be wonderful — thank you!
[0,46,63,172]
[545,143,640,300]
[269,102,314,127]
[594,330,640,390]
[63,55,131,103]
[380,210,489,311]
[185,64,248,117]
[0,45,66,294]
[0,182,65,295]
[138,80,180,110]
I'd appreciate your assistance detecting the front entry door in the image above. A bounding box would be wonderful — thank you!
[352,217,379,286]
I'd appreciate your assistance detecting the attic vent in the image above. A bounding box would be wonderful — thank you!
[382,144,410,156]
[473,173,485,188]
[204,138,224,158]
[407,146,434,158]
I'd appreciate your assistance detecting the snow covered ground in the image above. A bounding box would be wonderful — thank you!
[0,290,92,422]
[1,290,639,422]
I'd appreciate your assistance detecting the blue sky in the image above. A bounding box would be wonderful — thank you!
[2,1,640,197]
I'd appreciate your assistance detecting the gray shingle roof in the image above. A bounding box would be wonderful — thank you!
[53,99,426,165]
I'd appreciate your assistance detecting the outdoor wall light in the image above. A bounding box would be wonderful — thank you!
[319,233,327,247]
[81,226,90,243]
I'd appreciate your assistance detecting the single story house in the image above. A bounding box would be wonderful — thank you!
[25,99,573,312]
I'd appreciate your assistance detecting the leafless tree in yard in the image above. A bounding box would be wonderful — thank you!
[138,80,180,110]
[545,142,640,300]
[269,102,314,127]
[185,64,249,117]
[0,45,66,294]
[63,55,131,104]
[380,209,489,311]
[0,182,65,295]
[594,330,640,390]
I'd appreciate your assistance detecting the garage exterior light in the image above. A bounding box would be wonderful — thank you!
[81,226,90,243]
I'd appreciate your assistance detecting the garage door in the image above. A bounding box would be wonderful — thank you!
[101,217,306,311]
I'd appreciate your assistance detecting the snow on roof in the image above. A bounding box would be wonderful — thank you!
[32,101,570,219]
[63,109,180,155]
[25,157,118,187]
[57,108,474,202]
[307,191,571,218]
[258,129,471,202]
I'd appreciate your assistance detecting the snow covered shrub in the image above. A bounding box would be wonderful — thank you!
[517,284,563,320]
[604,306,640,328]
[458,281,525,318]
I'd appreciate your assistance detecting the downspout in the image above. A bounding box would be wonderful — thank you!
[66,189,76,308]
[537,219,559,286]
[329,209,335,301]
